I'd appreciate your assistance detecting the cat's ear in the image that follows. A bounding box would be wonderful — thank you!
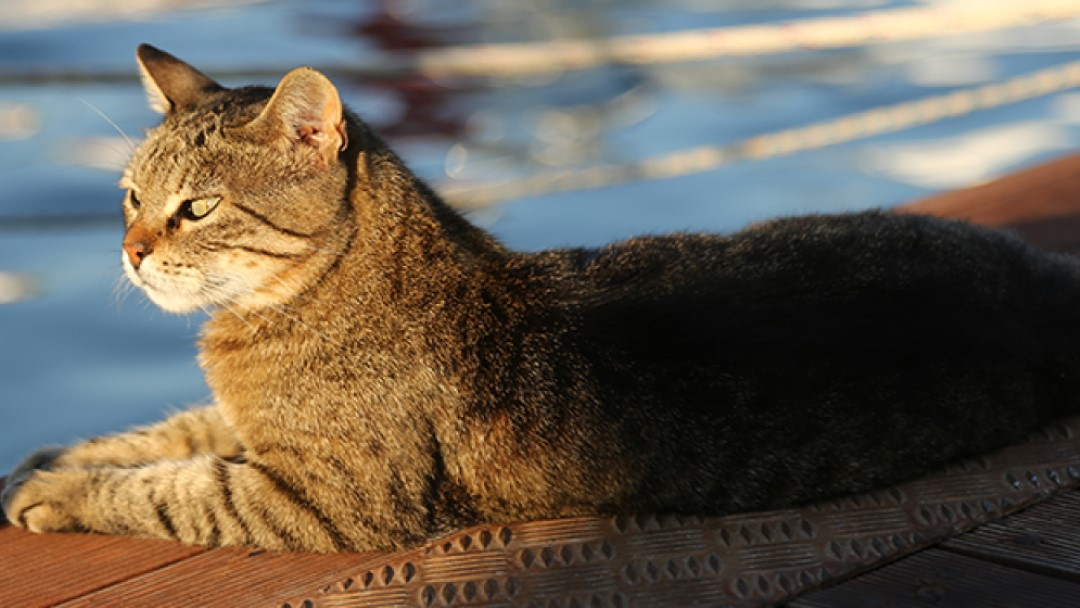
[136,44,223,114]
[240,67,348,166]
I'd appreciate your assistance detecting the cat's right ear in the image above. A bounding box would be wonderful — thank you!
[236,67,348,167]
[136,44,223,114]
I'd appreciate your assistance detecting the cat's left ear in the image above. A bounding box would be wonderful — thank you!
[241,67,348,166]
[136,44,223,114]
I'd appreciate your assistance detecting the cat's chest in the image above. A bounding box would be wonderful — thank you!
[199,319,446,439]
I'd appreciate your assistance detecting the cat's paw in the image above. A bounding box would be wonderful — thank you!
[2,447,67,526]
[2,468,84,533]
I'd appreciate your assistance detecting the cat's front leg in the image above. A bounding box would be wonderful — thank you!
[2,456,399,552]
[2,460,85,531]
[1,446,66,523]
[4,457,261,546]
[47,404,243,470]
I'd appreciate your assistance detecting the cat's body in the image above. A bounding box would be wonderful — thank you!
[4,45,1080,552]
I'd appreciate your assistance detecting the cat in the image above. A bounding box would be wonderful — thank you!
[3,44,1080,553]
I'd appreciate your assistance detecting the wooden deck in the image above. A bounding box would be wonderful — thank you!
[5,152,1080,607]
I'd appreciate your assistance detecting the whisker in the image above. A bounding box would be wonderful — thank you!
[261,276,334,342]
[77,97,136,152]
[267,303,331,342]
[301,244,348,257]
[206,284,258,325]
[201,277,275,330]
[200,271,334,342]
[111,274,137,310]
[239,273,331,342]
[220,303,257,332]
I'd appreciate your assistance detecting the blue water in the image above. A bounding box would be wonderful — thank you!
[2,0,1080,471]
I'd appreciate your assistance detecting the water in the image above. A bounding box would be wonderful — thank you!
[2,0,1080,471]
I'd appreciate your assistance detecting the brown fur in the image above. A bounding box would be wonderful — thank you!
[5,45,1080,552]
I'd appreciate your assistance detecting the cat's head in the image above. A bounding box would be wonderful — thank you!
[121,44,353,314]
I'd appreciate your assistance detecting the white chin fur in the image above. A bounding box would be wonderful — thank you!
[122,253,207,314]
[143,288,205,314]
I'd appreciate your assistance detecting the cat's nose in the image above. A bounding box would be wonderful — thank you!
[123,240,153,269]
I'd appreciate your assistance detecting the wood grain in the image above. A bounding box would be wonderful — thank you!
[56,547,381,608]
[0,524,204,608]
[941,490,1080,579]
[789,547,1080,608]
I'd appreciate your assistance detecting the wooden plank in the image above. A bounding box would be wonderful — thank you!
[0,477,206,607]
[940,489,1080,580]
[900,151,1080,252]
[789,548,1080,608]
[0,475,380,607]
[0,525,204,608]
[55,546,383,608]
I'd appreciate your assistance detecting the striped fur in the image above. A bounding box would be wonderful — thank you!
[7,45,1080,552]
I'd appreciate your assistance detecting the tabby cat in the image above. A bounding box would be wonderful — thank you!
[4,45,1080,553]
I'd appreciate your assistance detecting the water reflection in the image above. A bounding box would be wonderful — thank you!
[0,272,35,304]
[0,103,38,140]
[346,0,474,139]
[0,0,265,31]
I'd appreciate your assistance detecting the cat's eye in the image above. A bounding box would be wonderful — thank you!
[128,190,141,210]
[183,196,221,220]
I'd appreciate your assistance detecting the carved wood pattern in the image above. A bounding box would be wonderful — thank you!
[282,414,1080,607]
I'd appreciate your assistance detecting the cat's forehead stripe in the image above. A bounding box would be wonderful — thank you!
[133,135,195,204]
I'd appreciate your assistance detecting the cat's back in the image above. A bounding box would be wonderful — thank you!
[573,211,1061,289]
[532,211,1080,512]
[569,211,1077,315]
[563,210,1080,388]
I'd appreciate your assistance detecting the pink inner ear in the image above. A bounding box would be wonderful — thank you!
[297,124,323,146]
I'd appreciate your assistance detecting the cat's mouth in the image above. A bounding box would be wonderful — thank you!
[123,255,211,314]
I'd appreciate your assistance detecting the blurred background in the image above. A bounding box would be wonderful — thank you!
[2,0,1080,471]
